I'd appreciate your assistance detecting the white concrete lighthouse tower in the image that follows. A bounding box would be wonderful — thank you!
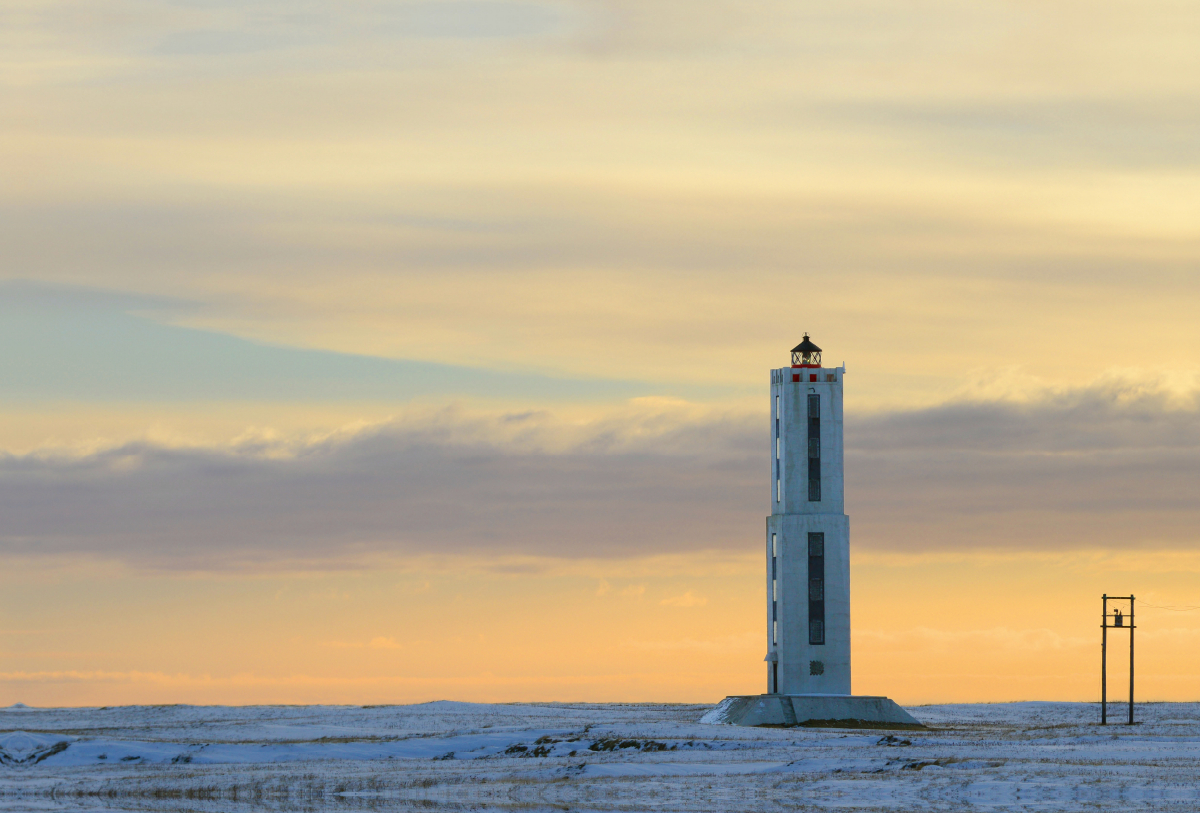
[766,334,850,695]
[702,336,921,729]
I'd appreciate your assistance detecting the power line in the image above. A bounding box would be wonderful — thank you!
[1138,602,1200,612]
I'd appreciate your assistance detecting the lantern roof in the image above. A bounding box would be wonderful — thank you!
[791,334,821,356]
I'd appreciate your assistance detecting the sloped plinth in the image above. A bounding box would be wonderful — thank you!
[701,694,924,729]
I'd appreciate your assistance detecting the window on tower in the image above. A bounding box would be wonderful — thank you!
[808,532,825,645]
[771,533,778,645]
[807,394,821,502]
[775,395,781,503]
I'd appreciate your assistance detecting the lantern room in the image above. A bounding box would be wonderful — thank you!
[791,334,822,368]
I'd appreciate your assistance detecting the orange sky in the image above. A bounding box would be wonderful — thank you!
[4,550,1199,706]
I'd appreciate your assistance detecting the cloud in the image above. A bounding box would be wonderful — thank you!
[323,636,404,650]
[623,632,757,653]
[847,379,1200,552]
[7,0,1200,402]
[659,591,707,608]
[0,405,761,571]
[853,375,1200,454]
[1,378,1198,571]
[369,637,402,650]
[855,627,1092,654]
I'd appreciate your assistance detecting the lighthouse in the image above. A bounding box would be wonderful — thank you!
[766,334,850,695]
[701,336,921,729]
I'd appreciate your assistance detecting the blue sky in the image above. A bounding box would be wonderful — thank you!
[0,281,670,402]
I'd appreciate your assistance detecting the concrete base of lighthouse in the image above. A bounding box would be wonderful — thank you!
[701,694,924,729]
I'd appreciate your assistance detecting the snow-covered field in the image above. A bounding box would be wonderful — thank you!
[2,700,1199,811]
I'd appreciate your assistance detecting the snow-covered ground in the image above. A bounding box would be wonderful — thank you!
[2,700,1199,811]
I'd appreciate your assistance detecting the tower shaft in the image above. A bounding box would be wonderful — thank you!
[766,363,849,695]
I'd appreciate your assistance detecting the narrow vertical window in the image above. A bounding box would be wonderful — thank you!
[771,533,778,645]
[807,394,821,502]
[808,532,825,645]
[775,394,781,502]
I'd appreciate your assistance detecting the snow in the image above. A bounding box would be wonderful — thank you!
[2,700,1199,810]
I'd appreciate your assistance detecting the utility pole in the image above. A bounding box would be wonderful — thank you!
[1100,594,1135,726]
[1129,595,1135,726]
[1101,594,1107,726]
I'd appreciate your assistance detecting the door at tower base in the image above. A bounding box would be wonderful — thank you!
[701,694,924,730]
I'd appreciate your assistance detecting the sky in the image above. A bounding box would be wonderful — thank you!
[3,0,1200,706]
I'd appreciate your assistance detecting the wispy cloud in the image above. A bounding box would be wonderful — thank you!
[5,1,1200,399]
[855,627,1092,654]
[623,632,757,653]
[659,591,707,608]
[323,637,404,650]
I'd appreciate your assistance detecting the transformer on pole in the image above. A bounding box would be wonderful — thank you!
[1100,594,1135,726]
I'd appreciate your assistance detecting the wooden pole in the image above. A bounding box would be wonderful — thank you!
[1129,595,1135,725]
[1101,594,1107,725]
